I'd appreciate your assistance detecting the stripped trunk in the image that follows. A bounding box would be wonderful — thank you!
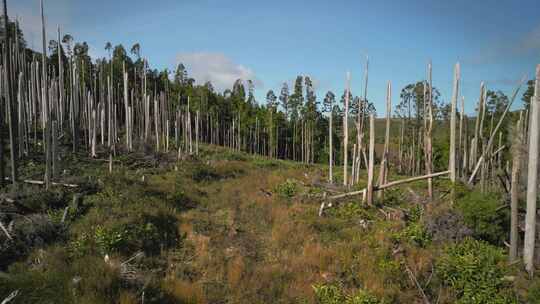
[524,65,540,276]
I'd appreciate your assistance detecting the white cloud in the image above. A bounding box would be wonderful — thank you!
[175,52,261,92]
[466,24,540,65]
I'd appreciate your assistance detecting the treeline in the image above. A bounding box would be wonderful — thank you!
[0,0,535,191]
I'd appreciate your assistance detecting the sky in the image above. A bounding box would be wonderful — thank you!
[12,0,540,116]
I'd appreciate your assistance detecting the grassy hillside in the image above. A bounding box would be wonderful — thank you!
[0,144,537,303]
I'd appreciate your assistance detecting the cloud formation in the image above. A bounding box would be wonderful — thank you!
[175,52,261,92]
[466,24,540,65]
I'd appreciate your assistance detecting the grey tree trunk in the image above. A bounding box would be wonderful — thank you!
[343,72,350,186]
[4,0,17,186]
[524,64,540,276]
[366,114,375,206]
[449,63,460,183]
[510,113,523,262]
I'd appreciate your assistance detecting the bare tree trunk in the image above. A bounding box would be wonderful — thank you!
[378,81,391,200]
[40,0,51,189]
[449,63,460,183]
[343,72,350,186]
[4,0,17,187]
[329,105,333,183]
[468,77,526,184]
[366,114,375,206]
[524,65,540,276]
[510,113,523,262]
[424,63,434,199]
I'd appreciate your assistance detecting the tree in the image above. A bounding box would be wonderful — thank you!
[485,90,509,117]
[324,91,336,183]
[522,79,534,110]
[266,90,277,157]
[130,43,141,60]
[62,34,74,56]
[105,41,112,58]
[0,16,26,49]
[174,63,187,85]
[279,82,290,119]
[247,80,256,105]
[289,76,304,121]
[395,81,443,122]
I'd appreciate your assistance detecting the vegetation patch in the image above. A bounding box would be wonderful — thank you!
[436,238,517,304]
[455,191,509,245]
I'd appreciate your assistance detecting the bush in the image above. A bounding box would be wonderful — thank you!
[527,280,540,303]
[456,191,508,245]
[190,164,220,182]
[436,238,517,304]
[395,222,431,247]
[313,284,382,304]
[274,179,298,199]
[0,214,64,267]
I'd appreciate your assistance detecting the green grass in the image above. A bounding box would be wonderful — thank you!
[0,142,530,303]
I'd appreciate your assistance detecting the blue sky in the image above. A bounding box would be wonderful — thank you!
[13,0,540,115]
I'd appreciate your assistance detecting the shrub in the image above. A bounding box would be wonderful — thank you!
[166,189,197,212]
[190,164,220,182]
[527,280,540,303]
[313,284,383,304]
[313,283,344,304]
[407,205,423,223]
[436,238,517,304]
[274,179,298,199]
[0,214,64,267]
[456,191,508,245]
[395,222,431,247]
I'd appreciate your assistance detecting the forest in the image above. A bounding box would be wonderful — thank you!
[1,0,540,303]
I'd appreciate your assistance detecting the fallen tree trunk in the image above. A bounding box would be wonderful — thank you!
[4,177,78,188]
[320,170,451,215]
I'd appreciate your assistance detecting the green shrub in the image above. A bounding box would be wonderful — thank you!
[313,284,382,304]
[347,290,383,304]
[166,189,197,212]
[274,179,298,199]
[190,164,220,182]
[313,284,344,304]
[407,205,423,223]
[527,280,540,303]
[456,191,509,245]
[395,222,431,247]
[94,225,128,255]
[328,202,372,221]
[436,238,517,304]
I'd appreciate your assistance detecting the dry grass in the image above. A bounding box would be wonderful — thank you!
[163,277,206,304]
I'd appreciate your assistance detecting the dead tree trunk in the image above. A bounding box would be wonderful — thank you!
[510,113,523,262]
[449,63,459,183]
[377,81,391,200]
[366,114,375,206]
[424,62,434,199]
[343,72,350,186]
[524,64,540,276]
[4,0,18,186]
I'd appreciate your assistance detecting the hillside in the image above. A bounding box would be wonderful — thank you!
[0,144,536,303]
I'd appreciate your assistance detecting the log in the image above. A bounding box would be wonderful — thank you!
[4,177,78,188]
[1,290,19,304]
[328,171,450,201]
[0,221,12,240]
[377,170,450,191]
